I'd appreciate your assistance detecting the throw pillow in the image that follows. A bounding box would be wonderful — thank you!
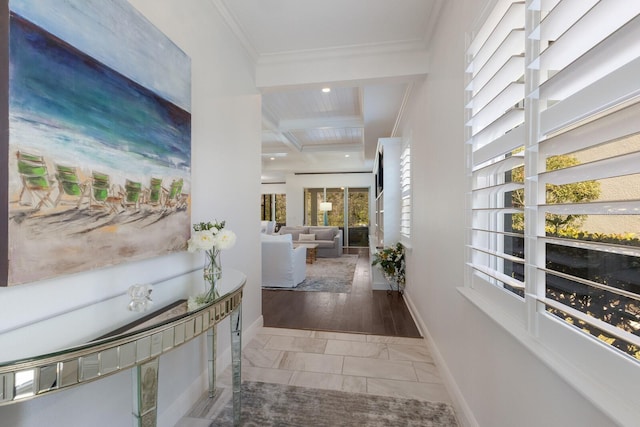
[299,233,316,242]
[313,229,334,241]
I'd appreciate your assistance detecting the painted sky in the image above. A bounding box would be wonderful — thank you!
[9,0,191,111]
[9,13,191,172]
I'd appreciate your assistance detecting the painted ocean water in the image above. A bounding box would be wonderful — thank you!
[8,12,191,197]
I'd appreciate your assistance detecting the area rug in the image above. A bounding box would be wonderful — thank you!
[211,381,458,427]
[266,254,358,293]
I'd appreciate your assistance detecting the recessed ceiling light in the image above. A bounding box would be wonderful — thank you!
[322,87,331,93]
[345,154,350,158]
[270,157,275,160]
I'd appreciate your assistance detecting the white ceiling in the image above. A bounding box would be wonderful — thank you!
[214,0,443,182]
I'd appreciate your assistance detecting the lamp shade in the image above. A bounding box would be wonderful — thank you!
[319,202,332,211]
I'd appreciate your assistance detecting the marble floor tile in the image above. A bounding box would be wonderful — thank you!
[366,335,426,345]
[264,335,328,353]
[242,346,283,368]
[242,365,293,385]
[324,339,389,359]
[175,417,213,427]
[278,351,344,374]
[312,330,368,342]
[341,375,367,394]
[245,333,270,349]
[259,327,313,337]
[366,378,452,404]
[414,362,444,384]
[342,356,417,381]
[288,371,346,391]
[388,343,434,363]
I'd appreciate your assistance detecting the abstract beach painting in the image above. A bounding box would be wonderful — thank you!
[4,0,192,286]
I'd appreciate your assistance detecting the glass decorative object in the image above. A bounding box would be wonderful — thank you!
[202,248,222,302]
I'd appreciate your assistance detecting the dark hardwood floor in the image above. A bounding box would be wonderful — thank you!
[262,248,422,338]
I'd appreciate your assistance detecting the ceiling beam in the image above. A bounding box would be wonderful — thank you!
[278,115,363,131]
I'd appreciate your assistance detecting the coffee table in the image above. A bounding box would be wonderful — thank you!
[294,242,319,264]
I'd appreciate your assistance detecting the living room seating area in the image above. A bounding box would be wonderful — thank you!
[276,226,342,258]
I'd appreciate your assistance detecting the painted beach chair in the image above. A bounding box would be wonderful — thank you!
[16,151,56,210]
[145,177,164,207]
[123,179,142,210]
[163,178,185,209]
[54,164,88,208]
[90,172,117,211]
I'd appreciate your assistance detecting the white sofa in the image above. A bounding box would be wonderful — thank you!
[260,220,276,234]
[261,233,307,288]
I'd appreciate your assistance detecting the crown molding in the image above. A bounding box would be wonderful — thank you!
[210,0,259,63]
[257,38,429,66]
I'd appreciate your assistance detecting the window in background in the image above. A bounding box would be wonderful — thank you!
[274,194,286,228]
[260,194,273,221]
[304,187,369,247]
[261,193,286,228]
[347,187,369,247]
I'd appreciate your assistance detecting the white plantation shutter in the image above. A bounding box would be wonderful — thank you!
[465,2,640,417]
[400,143,411,239]
[465,0,526,296]
[533,0,640,357]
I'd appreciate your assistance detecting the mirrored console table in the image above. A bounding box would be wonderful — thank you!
[0,268,246,426]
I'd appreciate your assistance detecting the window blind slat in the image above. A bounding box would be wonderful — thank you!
[472,181,523,195]
[543,298,640,348]
[540,56,640,135]
[539,2,640,74]
[469,263,525,289]
[468,55,524,112]
[468,1,524,56]
[540,14,640,104]
[469,83,525,134]
[538,0,598,42]
[539,102,640,158]
[543,199,640,215]
[470,29,525,96]
[540,150,640,185]
[473,124,525,165]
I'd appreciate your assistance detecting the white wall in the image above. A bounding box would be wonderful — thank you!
[0,1,262,426]
[261,183,286,195]
[400,1,616,426]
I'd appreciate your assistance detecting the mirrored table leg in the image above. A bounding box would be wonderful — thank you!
[207,324,217,398]
[132,357,159,427]
[231,303,242,426]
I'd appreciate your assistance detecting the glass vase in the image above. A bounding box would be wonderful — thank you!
[202,249,221,302]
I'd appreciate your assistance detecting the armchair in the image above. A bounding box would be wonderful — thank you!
[261,234,307,288]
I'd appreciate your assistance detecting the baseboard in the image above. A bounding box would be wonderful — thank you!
[403,292,478,427]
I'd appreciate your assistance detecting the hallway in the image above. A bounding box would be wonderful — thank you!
[177,327,456,426]
[176,250,456,425]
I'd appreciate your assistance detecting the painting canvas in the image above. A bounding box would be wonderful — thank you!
[2,0,192,286]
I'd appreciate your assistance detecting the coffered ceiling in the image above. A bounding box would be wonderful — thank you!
[213,0,443,182]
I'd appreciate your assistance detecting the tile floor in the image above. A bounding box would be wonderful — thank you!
[177,326,454,426]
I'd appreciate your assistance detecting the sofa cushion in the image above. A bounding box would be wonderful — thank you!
[262,233,292,242]
[299,233,316,241]
[314,240,336,249]
[309,227,337,241]
[278,226,309,241]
